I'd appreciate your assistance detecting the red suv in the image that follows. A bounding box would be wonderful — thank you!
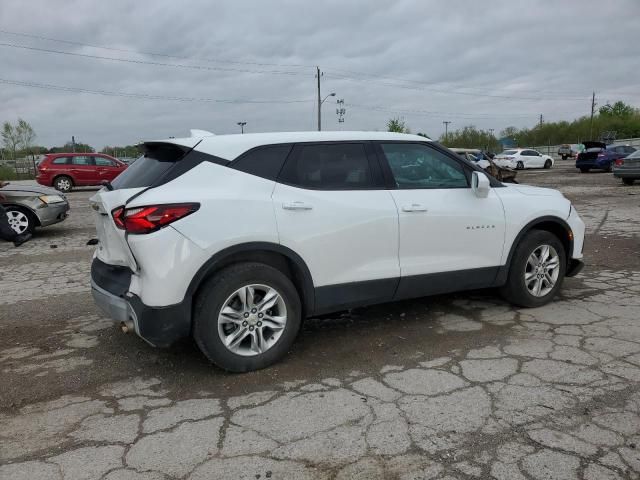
[37,153,127,192]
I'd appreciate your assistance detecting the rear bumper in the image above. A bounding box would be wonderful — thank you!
[91,257,191,347]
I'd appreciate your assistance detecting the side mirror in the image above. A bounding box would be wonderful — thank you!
[471,171,490,198]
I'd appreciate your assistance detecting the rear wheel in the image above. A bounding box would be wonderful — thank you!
[500,230,566,308]
[579,168,589,173]
[623,178,635,186]
[544,159,552,169]
[605,163,613,173]
[5,207,36,234]
[516,161,524,170]
[194,262,302,372]
[561,155,567,160]
[54,175,73,192]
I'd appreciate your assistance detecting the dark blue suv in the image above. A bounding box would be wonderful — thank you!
[576,141,636,173]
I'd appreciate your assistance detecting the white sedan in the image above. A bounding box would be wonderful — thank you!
[494,149,554,170]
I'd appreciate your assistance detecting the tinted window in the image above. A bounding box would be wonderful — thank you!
[51,156,69,165]
[279,143,373,190]
[381,143,468,189]
[72,155,93,165]
[232,144,291,180]
[95,157,116,166]
[111,155,174,189]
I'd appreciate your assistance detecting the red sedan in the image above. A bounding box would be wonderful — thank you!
[36,153,127,192]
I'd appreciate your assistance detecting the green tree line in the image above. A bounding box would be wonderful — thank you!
[387,101,640,150]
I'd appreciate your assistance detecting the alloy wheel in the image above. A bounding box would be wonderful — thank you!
[525,244,560,297]
[6,210,30,235]
[217,284,287,356]
[56,178,71,192]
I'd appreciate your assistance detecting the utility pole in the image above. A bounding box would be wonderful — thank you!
[316,66,322,131]
[237,121,246,134]
[589,91,596,139]
[443,121,451,144]
[71,135,76,153]
[539,114,543,128]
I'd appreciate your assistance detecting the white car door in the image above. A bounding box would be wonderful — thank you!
[272,142,400,312]
[376,142,506,297]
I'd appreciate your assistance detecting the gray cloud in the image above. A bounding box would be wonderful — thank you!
[1,0,639,148]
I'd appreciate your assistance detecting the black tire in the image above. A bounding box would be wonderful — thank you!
[579,168,589,173]
[561,155,567,160]
[622,178,635,186]
[499,230,566,308]
[4,206,36,235]
[54,175,73,192]
[605,163,613,173]
[194,262,302,372]
[544,159,552,169]
[516,161,524,170]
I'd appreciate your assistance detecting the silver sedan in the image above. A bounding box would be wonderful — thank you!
[0,183,70,234]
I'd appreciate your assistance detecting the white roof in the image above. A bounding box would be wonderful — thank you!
[157,131,431,160]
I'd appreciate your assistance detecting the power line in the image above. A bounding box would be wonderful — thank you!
[0,29,314,69]
[327,73,590,101]
[0,78,313,104]
[0,42,309,77]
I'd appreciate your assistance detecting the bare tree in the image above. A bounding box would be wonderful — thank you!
[2,122,20,160]
[17,119,37,173]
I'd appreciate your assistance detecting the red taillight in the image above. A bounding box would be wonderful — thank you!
[112,203,199,234]
[615,159,624,167]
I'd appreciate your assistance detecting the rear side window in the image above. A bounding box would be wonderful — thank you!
[51,157,69,165]
[232,144,291,181]
[279,143,373,190]
[72,156,93,165]
[111,155,175,189]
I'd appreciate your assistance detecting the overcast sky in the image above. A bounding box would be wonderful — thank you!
[1,0,639,149]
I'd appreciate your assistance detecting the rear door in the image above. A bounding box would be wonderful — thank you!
[69,155,96,185]
[376,142,505,293]
[272,142,399,310]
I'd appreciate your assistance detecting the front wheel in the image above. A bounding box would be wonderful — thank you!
[544,159,552,169]
[623,178,635,186]
[5,207,36,235]
[499,230,566,308]
[516,161,524,170]
[194,262,302,372]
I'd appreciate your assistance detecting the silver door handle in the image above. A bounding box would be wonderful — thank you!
[402,203,428,212]
[283,201,313,211]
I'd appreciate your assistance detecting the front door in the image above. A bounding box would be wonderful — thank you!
[272,142,400,312]
[376,142,506,298]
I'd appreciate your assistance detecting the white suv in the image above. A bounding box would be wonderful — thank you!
[90,131,585,372]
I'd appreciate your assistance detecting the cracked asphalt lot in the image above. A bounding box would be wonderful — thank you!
[1,162,640,479]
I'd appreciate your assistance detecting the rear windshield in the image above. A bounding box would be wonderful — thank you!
[110,143,188,189]
[501,150,517,155]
